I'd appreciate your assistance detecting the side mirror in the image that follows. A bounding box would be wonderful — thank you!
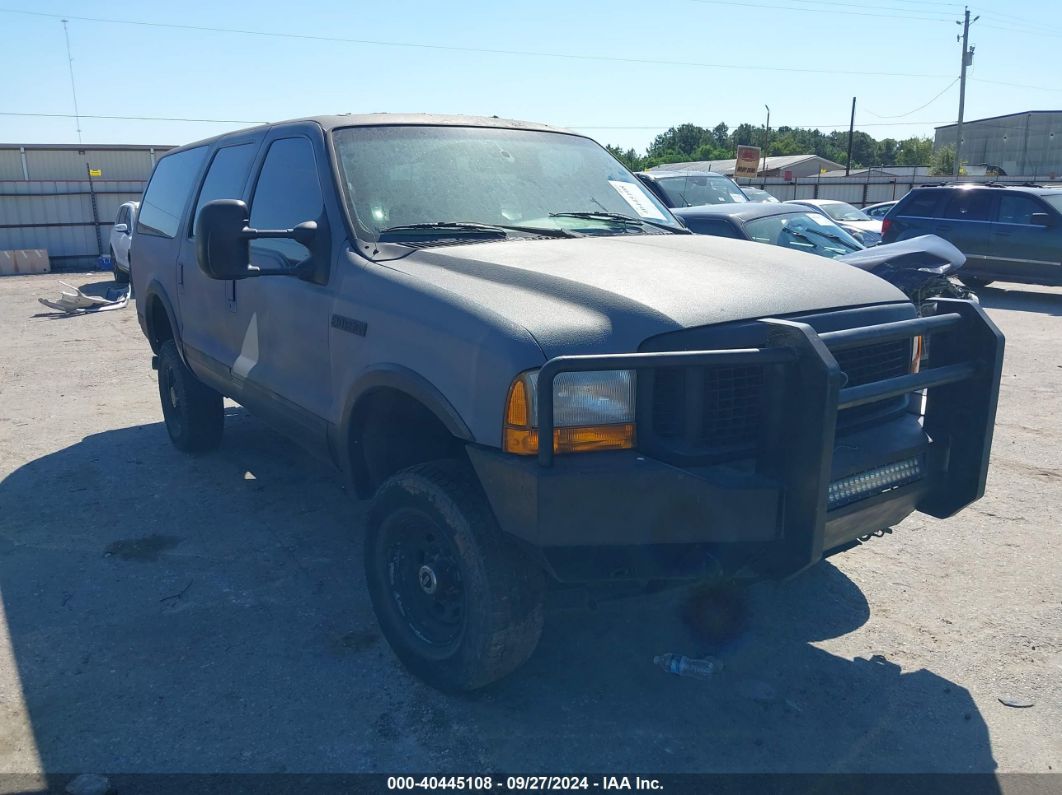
[196,199,319,280]
[1030,212,1054,227]
[113,223,128,234]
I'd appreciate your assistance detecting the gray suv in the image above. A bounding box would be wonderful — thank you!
[132,114,1004,691]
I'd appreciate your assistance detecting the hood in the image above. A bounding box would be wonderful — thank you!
[384,234,907,357]
[838,234,965,274]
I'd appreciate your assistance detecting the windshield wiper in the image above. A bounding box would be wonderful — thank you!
[549,211,687,234]
[378,221,575,239]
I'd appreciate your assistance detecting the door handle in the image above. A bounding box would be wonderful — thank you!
[993,230,1012,237]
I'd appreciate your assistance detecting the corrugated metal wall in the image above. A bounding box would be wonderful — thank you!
[0,144,171,270]
[736,174,1053,205]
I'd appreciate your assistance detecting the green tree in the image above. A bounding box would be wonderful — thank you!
[931,145,956,176]
[605,145,644,171]
[894,137,934,166]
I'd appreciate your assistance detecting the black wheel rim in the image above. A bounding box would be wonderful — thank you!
[381,509,466,649]
[161,363,183,438]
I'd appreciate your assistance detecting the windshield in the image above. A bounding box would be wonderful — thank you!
[744,211,863,258]
[332,126,683,241]
[820,201,872,222]
[653,174,748,207]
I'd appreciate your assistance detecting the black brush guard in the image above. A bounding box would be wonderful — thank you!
[534,299,1004,575]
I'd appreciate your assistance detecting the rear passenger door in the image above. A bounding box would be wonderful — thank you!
[989,193,1062,283]
[932,190,995,272]
[177,137,261,382]
[133,146,208,338]
[225,132,335,441]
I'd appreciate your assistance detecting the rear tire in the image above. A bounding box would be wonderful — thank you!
[111,249,129,284]
[365,460,545,691]
[157,340,223,453]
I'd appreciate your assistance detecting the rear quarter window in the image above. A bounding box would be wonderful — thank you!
[136,147,208,238]
[684,217,742,238]
[896,191,942,218]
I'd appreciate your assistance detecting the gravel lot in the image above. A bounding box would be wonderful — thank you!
[0,272,1059,784]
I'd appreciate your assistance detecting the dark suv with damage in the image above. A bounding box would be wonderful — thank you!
[132,114,1004,691]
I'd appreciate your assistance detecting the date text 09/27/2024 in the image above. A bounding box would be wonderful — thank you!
[387,776,663,791]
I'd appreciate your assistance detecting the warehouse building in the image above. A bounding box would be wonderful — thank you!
[934,111,1061,178]
[0,143,172,271]
[650,154,845,180]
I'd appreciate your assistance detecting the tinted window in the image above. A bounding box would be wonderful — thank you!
[192,143,257,235]
[942,190,993,221]
[249,138,323,266]
[684,217,742,238]
[654,175,748,207]
[137,147,207,238]
[996,194,1046,225]
[898,191,942,218]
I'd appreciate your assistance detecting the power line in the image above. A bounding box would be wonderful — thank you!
[685,0,955,23]
[865,79,959,119]
[0,7,956,80]
[0,111,266,124]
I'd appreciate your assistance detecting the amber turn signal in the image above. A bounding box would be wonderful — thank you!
[502,374,636,455]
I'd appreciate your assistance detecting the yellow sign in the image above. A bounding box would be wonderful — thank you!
[88,168,102,177]
[734,146,761,179]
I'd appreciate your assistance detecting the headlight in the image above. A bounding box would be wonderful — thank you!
[503,369,635,455]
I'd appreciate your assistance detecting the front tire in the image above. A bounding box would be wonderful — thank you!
[365,460,545,691]
[157,340,223,453]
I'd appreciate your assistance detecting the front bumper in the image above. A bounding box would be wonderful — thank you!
[468,299,1004,581]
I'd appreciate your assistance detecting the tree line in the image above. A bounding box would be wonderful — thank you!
[604,122,956,174]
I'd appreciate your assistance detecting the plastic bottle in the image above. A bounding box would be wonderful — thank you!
[653,653,722,679]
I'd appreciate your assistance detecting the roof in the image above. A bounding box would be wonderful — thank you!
[649,154,844,175]
[672,202,810,222]
[910,183,1062,196]
[168,113,579,153]
[818,166,930,178]
[935,110,1062,130]
[788,198,849,206]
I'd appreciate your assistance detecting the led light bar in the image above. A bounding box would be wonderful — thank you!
[827,457,923,510]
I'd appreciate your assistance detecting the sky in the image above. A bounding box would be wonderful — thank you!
[1,0,1061,154]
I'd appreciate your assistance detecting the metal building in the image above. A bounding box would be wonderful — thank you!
[934,111,1062,178]
[0,143,172,270]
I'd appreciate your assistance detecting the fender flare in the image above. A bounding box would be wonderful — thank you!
[141,280,184,361]
[340,364,474,442]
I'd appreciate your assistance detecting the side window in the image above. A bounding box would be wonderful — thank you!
[137,147,207,238]
[192,143,258,235]
[898,191,942,218]
[996,194,1045,225]
[248,138,323,266]
[942,191,993,222]
[686,218,741,238]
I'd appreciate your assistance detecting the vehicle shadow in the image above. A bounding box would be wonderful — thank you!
[0,412,998,781]
[974,284,1062,316]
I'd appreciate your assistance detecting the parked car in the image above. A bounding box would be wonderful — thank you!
[863,200,897,219]
[108,201,138,284]
[132,114,1003,691]
[788,199,883,246]
[673,203,972,307]
[636,169,748,208]
[740,186,780,203]
[881,183,1062,288]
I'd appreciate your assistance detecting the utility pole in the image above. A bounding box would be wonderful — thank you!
[762,105,770,179]
[60,19,82,145]
[845,97,856,176]
[954,6,979,177]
